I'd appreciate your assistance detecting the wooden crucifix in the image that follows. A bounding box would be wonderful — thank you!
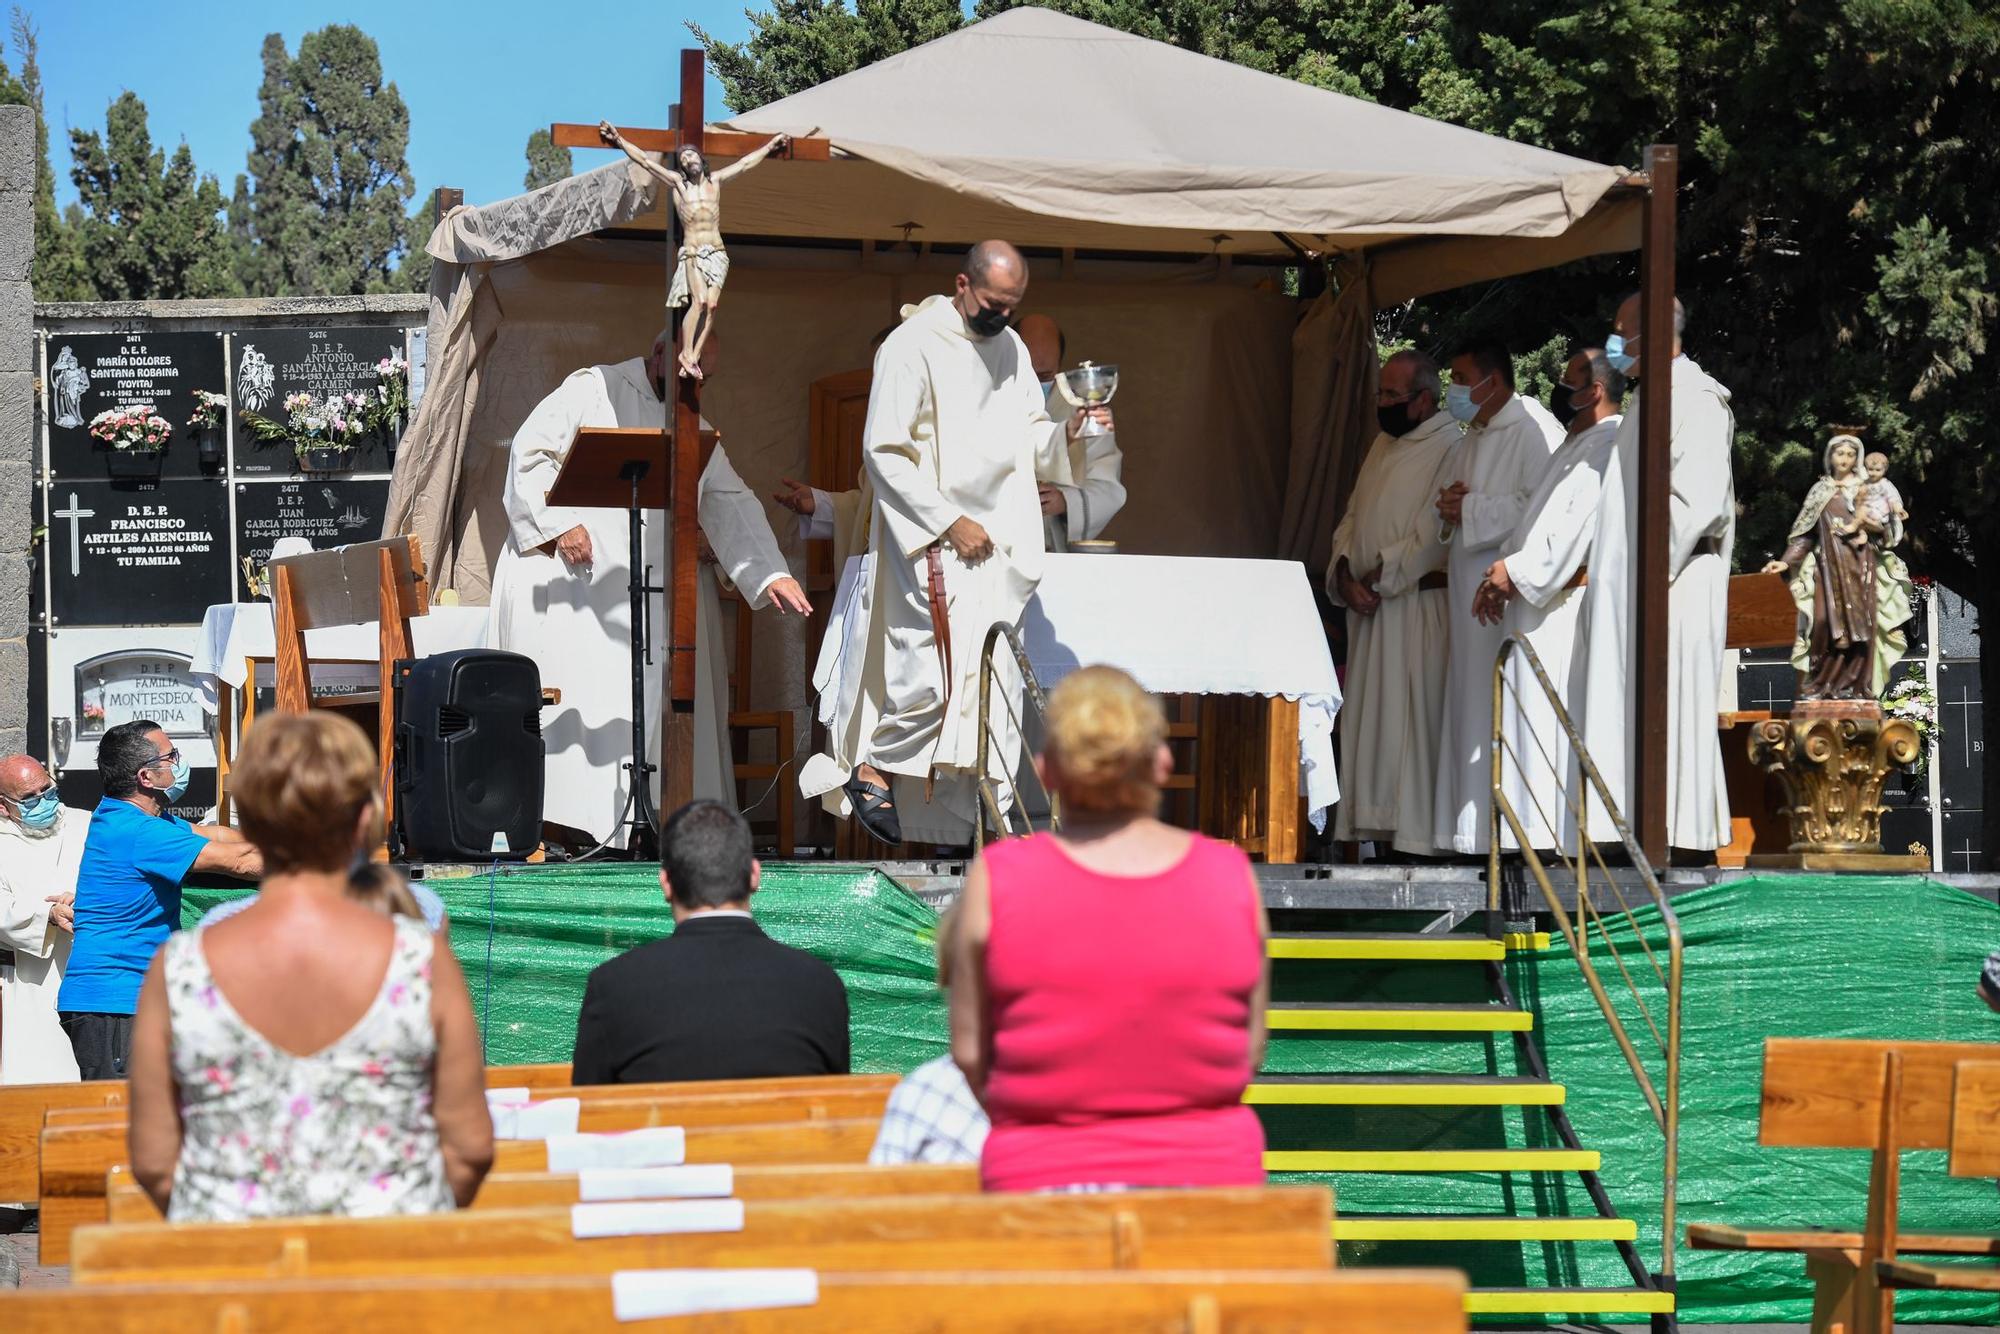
[553,50,829,818]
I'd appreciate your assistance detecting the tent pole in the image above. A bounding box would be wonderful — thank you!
[1635,145,1677,866]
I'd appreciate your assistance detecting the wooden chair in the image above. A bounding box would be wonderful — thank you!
[1876,1060,2000,1296]
[69,1187,1334,1285]
[1686,1037,2000,1334]
[266,535,429,838]
[108,1160,982,1224]
[0,1269,1467,1334]
[37,1115,890,1263]
[724,584,798,857]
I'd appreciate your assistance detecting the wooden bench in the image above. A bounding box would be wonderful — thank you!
[41,1112,886,1265]
[68,1188,1333,1285]
[0,1062,577,1204]
[107,1160,982,1223]
[1876,1059,2000,1296]
[0,1268,1468,1332]
[1687,1037,2000,1334]
[0,1078,126,1204]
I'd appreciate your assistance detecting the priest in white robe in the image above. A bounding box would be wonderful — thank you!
[799,242,1071,845]
[489,333,807,846]
[1430,338,1563,855]
[1016,314,1125,550]
[1324,350,1455,854]
[0,755,85,1084]
[1472,349,1626,852]
[1577,296,1736,851]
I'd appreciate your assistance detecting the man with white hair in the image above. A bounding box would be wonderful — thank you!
[0,755,88,1084]
[489,330,811,846]
[1325,349,1455,855]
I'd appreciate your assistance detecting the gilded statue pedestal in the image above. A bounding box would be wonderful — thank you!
[1744,699,1927,872]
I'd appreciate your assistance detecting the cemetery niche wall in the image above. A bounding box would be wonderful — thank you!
[32,298,427,819]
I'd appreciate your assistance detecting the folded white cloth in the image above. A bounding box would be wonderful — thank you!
[610,1269,818,1322]
[489,1097,581,1140]
[573,1199,747,1239]
[546,1126,689,1173]
[578,1164,735,1202]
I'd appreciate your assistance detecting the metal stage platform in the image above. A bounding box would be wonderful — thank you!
[877,860,2000,917]
[410,857,2000,921]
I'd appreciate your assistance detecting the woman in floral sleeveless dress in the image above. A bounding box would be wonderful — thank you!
[127,714,492,1220]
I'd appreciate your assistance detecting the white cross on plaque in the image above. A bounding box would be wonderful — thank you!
[52,491,94,578]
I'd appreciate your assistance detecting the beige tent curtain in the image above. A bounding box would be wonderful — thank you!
[1278,257,1378,576]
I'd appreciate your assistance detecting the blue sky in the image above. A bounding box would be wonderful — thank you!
[29,0,763,216]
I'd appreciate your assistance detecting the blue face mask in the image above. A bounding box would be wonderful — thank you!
[16,789,59,830]
[163,755,191,805]
[1605,332,1638,373]
[1444,373,1490,424]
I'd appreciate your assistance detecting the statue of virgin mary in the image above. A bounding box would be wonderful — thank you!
[1762,434,1915,701]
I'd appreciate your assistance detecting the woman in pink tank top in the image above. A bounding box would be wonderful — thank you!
[949,666,1269,1192]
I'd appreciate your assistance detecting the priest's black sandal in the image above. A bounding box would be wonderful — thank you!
[844,772,902,845]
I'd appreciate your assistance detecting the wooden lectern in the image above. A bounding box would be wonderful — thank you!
[547,424,716,853]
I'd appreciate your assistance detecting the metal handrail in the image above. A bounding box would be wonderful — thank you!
[972,621,1058,851]
[1487,631,1683,1287]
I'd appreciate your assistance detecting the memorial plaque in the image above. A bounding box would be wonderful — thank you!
[235,478,391,598]
[232,327,406,476]
[46,479,233,626]
[57,766,218,827]
[45,331,228,480]
[72,647,210,740]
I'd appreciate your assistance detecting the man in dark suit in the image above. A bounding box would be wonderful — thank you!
[571,801,851,1085]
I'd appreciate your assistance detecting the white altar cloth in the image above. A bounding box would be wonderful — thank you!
[819,553,1341,828]
[191,602,492,708]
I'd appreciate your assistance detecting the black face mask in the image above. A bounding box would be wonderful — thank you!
[1549,383,1590,429]
[1377,399,1419,438]
[964,301,1011,338]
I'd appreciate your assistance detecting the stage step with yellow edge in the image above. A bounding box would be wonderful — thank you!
[1266,1001,1533,1033]
[1244,1074,1564,1106]
[1266,931,1550,962]
[1464,1287,1675,1316]
[1265,1147,1600,1172]
[1334,1215,1639,1243]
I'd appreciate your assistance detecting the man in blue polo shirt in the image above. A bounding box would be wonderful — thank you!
[57,719,263,1079]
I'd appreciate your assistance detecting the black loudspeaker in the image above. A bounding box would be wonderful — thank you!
[392,650,544,861]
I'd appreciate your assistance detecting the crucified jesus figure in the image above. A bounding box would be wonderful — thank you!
[599,120,806,380]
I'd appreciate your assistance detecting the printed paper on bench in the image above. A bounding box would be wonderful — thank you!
[573,1198,748,1239]
[547,1126,689,1173]
[611,1269,818,1321]
[579,1164,735,1202]
[485,1087,531,1106]
[490,1097,582,1140]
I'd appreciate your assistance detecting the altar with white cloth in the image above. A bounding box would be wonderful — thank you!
[190,601,492,707]
[818,552,1339,860]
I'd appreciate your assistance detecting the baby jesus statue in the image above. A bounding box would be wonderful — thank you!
[599,121,808,379]
[1841,450,1908,549]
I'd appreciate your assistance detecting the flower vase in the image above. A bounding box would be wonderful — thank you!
[104,445,164,479]
[196,423,225,468]
[300,445,358,474]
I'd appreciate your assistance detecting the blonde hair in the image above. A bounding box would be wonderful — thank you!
[232,713,380,875]
[1041,666,1167,815]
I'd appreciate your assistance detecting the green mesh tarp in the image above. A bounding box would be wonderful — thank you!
[181,866,2000,1325]
[182,863,948,1073]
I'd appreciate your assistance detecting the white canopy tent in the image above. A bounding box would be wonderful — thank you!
[380,5,1670,847]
